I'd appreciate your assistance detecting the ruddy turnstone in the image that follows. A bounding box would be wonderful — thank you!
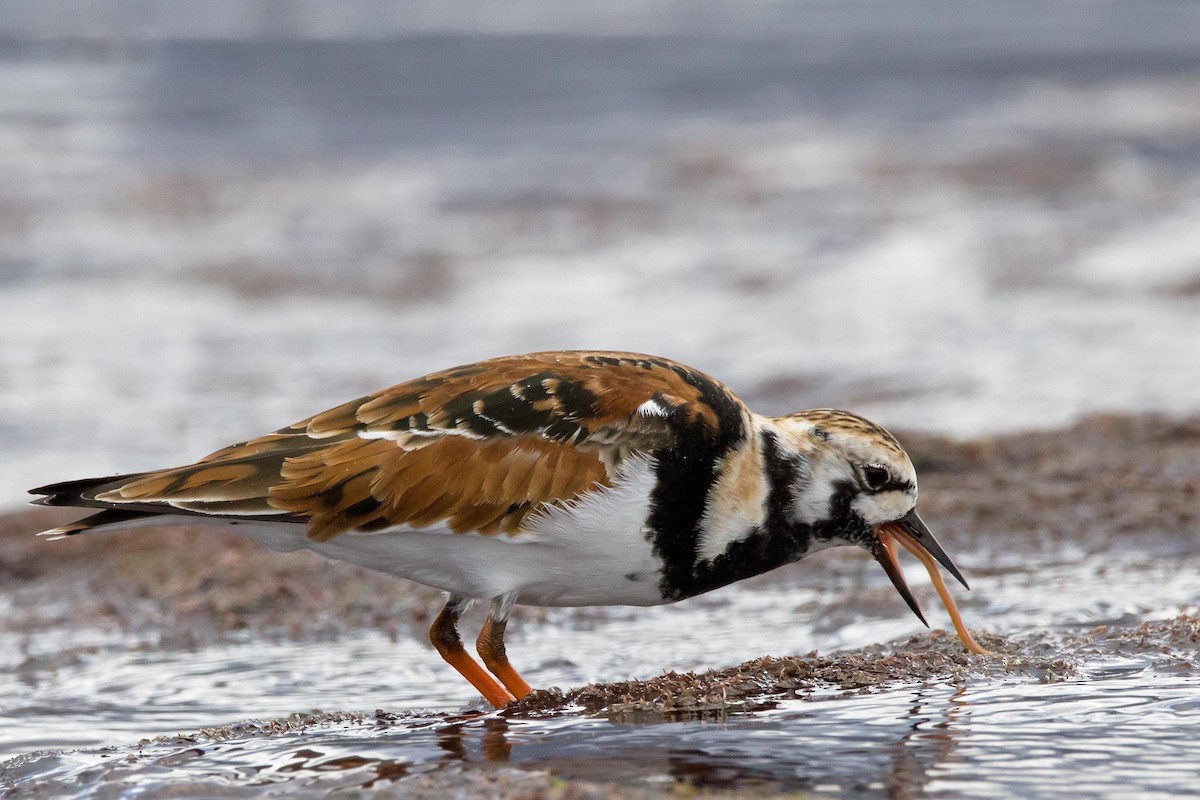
[31,351,985,708]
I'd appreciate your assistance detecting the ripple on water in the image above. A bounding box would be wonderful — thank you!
[4,672,1200,798]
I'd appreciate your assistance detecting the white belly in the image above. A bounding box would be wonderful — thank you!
[232,456,668,607]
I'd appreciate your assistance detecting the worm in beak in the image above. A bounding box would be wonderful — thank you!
[873,509,988,654]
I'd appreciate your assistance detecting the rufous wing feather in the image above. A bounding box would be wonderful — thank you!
[37,352,748,542]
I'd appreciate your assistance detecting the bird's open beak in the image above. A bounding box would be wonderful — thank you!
[873,509,989,654]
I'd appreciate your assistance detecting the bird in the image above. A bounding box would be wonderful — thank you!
[30,350,984,708]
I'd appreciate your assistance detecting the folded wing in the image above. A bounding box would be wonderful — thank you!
[31,351,747,541]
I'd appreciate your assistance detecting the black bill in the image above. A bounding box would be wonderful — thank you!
[871,533,928,626]
[889,509,969,590]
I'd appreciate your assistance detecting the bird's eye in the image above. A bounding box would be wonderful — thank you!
[863,464,889,491]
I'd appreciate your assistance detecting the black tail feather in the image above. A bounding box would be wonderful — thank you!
[31,472,305,527]
[29,474,144,507]
[38,508,159,538]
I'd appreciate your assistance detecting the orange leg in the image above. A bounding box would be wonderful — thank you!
[429,596,515,708]
[476,596,533,699]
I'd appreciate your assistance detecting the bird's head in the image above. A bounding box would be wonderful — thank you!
[768,409,969,626]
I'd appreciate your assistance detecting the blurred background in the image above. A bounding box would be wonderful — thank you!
[3,0,1200,508]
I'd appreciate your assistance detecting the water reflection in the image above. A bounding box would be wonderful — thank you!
[4,673,1200,797]
[880,685,970,799]
[437,714,514,762]
[385,688,983,793]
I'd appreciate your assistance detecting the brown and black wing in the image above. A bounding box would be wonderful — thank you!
[31,351,749,541]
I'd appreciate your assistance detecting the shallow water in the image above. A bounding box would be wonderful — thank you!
[2,539,1198,796]
[5,671,1200,798]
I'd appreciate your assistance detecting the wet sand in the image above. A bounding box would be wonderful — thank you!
[2,412,1198,797]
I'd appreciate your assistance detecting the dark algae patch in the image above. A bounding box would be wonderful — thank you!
[513,632,1008,718]
[511,616,1199,718]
